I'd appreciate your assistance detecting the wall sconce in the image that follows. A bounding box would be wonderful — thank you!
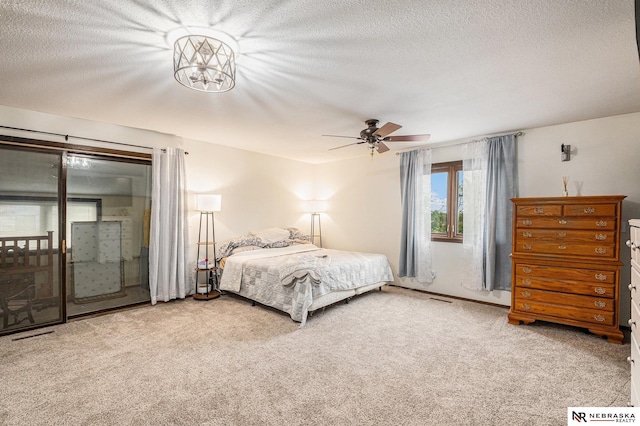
[561,144,571,162]
[303,200,327,248]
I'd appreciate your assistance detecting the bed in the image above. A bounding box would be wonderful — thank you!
[217,228,394,325]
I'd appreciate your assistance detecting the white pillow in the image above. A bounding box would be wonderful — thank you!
[251,227,289,244]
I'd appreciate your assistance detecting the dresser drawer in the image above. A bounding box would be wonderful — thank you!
[631,265,640,308]
[515,288,613,311]
[512,300,614,325]
[632,335,640,400]
[515,263,615,283]
[514,241,615,258]
[515,276,614,298]
[516,205,562,217]
[631,298,640,340]
[563,203,617,217]
[516,229,614,243]
[517,217,616,230]
[632,224,640,264]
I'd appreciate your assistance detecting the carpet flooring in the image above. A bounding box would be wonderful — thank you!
[0,286,630,425]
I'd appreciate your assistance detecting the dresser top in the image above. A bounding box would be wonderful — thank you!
[512,195,626,203]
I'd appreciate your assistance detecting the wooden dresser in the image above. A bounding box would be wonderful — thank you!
[627,219,640,405]
[508,195,626,344]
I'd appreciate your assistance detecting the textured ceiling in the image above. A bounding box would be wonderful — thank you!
[1,0,639,163]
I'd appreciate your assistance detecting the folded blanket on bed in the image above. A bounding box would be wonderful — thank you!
[279,253,331,286]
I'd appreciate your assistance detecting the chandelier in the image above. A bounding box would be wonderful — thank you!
[173,35,236,93]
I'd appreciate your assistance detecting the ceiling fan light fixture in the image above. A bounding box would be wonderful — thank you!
[173,35,236,93]
[324,118,431,156]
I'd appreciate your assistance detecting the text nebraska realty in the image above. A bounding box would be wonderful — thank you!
[573,411,636,423]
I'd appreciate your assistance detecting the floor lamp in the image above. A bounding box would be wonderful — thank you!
[194,194,222,300]
[305,200,326,248]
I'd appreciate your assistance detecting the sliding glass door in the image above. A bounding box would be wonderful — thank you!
[0,146,64,334]
[66,155,152,317]
[0,141,152,335]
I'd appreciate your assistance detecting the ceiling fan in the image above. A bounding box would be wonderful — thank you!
[324,119,431,156]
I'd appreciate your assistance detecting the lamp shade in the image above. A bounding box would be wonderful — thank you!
[196,194,221,212]
[304,200,326,213]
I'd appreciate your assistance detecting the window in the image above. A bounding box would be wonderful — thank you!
[0,196,100,248]
[430,161,463,242]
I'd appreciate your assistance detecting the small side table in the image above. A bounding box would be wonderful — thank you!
[194,195,222,300]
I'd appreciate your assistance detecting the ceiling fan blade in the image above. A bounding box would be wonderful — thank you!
[376,142,390,154]
[385,134,431,142]
[373,122,402,138]
[322,134,360,139]
[329,141,363,151]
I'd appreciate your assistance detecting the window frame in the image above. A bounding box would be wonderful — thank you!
[431,160,463,243]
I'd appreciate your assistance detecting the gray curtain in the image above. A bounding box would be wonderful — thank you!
[398,149,435,283]
[484,135,518,290]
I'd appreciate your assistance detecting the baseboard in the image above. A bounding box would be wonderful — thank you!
[388,284,509,309]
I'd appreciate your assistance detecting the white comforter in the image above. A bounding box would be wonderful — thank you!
[219,245,394,324]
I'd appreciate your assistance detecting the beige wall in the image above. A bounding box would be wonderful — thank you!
[0,105,315,281]
[316,112,640,325]
[3,105,640,325]
[182,137,313,266]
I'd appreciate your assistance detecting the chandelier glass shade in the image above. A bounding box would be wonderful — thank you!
[173,35,236,93]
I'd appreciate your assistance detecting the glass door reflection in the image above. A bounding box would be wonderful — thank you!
[0,147,63,334]
[66,155,152,317]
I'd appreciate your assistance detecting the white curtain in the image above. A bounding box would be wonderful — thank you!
[149,147,192,304]
[460,139,489,290]
[460,135,518,291]
[398,148,436,284]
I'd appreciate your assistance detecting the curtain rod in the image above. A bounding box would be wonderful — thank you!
[0,125,189,154]
[394,131,523,155]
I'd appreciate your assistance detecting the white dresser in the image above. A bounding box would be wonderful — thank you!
[628,219,640,406]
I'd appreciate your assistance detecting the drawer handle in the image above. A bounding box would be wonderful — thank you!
[628,356,635,364]
[594,287,606,295]
[584,207,596,214]
[558,219,567,225]
[522,279,532,286]
[557,232,566,238]
[594,300,606,309]
[595,247,607,255]
[534,207,544,214]
[595,273,607,281]
[558,245,566,250]
[521,291,531,298]
[629,319,636,328]
[522,231,533,238]
[593,314,606,322]
[523,244,532,250]
[522,219,532,226]
[630,284,637,291]
[522,267,532,274]
[595,234,607,241]
[596,220,608,227]
[522,303,531,311]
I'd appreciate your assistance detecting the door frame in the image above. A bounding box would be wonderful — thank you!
[0,135,151,335]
